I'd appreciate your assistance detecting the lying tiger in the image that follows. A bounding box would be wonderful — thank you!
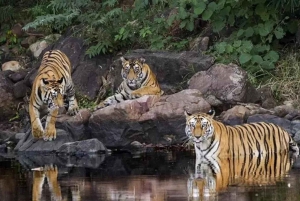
[188,153,293,198]
[29,50,79,141]
[96,57,163,109]
[185,110,299,157]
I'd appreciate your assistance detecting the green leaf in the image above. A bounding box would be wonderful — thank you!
[244,27,254,38]
[237,29,244,37]
[202,9,213,20]
[255,4,269,21]
[179,20,187,29]
[194,2,206,15]
[274,27,285,39]
[186,20,194,31]
[212,20,225,32]
[208,2,217,11]
[264,50,279,62]
[261,61,275,70]
[215,42,227,54]
[225,45,233,53]
[258,22,273,37]
[287,19,298,34]
[233,40,242,48]
[179,7,188,19]
[240,40,253,53]
[251,55,263,64]
[239,53,252,64]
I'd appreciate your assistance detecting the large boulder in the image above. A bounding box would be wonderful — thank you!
[89,89,211,147]
[188,63,260,104]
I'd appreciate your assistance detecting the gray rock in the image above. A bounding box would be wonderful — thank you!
[247,114,292,135]
[57,138,107,154]
[188,63,260,104]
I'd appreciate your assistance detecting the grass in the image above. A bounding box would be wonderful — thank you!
[263,50,300,106]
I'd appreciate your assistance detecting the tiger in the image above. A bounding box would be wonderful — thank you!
[32,165,81,201]
[188,153,293,199]
[95,56,163,109]
[184,110,299,158]
[29,50,79,141]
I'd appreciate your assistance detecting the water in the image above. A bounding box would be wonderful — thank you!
[1,150,300,201]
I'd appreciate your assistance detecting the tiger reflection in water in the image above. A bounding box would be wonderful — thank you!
[32,165,81,201]
[187,153,294,200]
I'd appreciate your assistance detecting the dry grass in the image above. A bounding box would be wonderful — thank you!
[264,51,300,104]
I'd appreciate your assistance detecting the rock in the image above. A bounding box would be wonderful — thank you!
[29,40,49,58]
[256,86,277,109]
[14,109,91,152]
[11,23,24,37]
[189,36,210,51]
[0,71,19,121]
[21,35,37,48]
[247,114,292,135]
[8,69,29,83]
[13,80,30,99]
[2,61,22,71]
[220,105,250,125]
[29,34,61,58]
[188,63,260,104]
[89,89,211,147]
[273,105,294,117]
[57,138,107,154]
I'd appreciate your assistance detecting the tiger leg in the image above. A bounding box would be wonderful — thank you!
[32,170,45,201]
[45,165,63,201]
[67,95,79,116]
[29,104,44,139]
[131,86,161,98]
[44,107,59,141]
[96,92,126,109]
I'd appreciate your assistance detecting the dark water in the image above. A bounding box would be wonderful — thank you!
[1,150,300,201]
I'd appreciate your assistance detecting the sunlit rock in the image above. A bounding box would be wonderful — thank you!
[2,61,22,71]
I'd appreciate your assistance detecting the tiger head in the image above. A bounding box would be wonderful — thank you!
[185,110,215,144]
[120,57,147,90]
[40,77,65,109]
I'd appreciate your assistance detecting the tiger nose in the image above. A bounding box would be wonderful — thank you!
[195,136,201,139]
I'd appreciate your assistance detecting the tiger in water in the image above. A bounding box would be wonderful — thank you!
[184,110,299,157]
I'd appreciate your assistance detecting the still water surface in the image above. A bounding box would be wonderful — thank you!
[1,150,300,201]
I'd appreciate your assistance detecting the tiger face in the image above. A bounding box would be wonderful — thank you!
[185,111,215,144]
[40,77,65,109]
[121,57,146,89]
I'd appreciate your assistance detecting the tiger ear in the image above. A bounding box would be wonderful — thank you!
[58,77,64,84]
[120,57,127,63]
[42,78,49,85]
[207,109,215,118]
[139,57,145,64]
[184,110,192,117]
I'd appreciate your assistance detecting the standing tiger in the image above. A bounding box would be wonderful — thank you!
[29,50,79,141]
[188,153,293,199]
[96,57,163,109]
[185,110,299,157]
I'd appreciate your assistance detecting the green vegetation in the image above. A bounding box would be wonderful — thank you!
[1,0,300,102]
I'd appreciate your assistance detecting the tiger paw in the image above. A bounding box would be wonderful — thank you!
[130,91,142,98]
[44,127,57,141]
[67,105,79,116]
[32,126,44,139]
[94,102,106,111]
